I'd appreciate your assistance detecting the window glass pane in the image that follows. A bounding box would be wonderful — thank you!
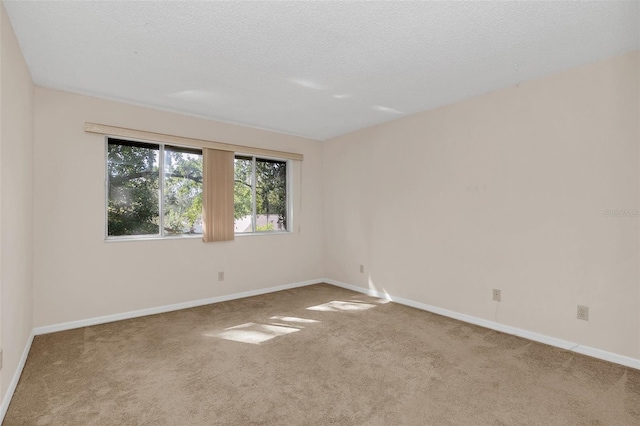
[234,156,253,233]
[163,147,203,235]
[107,140,159,236]
[255,159,287,232]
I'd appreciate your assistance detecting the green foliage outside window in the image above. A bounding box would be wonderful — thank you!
[107,141,160,236]
[107,140,202,237]
[234,156,287,232]
[163,148,203,234]
[107,139,288,237]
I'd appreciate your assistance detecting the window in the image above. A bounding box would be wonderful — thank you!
[106,138,290,239]
[107,138,203,237]
[234,156,289,233]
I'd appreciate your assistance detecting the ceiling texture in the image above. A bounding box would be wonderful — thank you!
[4,1,639,141]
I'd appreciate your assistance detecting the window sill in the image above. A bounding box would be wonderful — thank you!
[105,231,293,242]
[105,234,203,243]
[234,230,292,237]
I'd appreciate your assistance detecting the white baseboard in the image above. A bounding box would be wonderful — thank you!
[0,330,35,424]
[325,278,640,370]
[33,279,323,336]
[8,275,635,425]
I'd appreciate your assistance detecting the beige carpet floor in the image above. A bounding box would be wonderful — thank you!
[4,283,640,425]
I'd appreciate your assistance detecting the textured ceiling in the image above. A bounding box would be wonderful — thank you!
[4,1,639,141]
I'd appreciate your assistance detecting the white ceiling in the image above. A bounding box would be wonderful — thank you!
[4,1,639,141]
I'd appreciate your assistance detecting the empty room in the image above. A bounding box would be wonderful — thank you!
[1,1,639,425]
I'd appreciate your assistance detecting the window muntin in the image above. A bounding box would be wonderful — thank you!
[234,155,289,234]
[107,138,203,238]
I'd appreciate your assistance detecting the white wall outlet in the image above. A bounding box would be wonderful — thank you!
[359,264,364,273]
[218,271,224,281]
[577,305,589,321]
[493,289,501,302]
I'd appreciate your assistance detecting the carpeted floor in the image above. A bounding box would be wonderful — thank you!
[4,283,640,425]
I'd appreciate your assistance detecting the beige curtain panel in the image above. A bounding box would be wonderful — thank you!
[202,149,235,242]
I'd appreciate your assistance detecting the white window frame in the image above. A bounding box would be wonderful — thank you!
[234,153,292,236]
[105,136,204,241]
[104,138,293,241]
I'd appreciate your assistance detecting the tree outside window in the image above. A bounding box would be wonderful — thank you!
[107,138,289,238]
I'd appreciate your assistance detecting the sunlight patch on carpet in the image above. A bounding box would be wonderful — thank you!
[270,316,319,324]
[206,322,300,344]
[307,300,376,312]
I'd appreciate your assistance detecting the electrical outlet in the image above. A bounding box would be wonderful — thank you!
[218,272,224,281]
[359,264,364,273]
[492,289,501,302]
[577,305,589,321]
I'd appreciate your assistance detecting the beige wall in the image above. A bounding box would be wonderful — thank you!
[33,88,324,327]
[0,3,34,398]
[323,51,640,359]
